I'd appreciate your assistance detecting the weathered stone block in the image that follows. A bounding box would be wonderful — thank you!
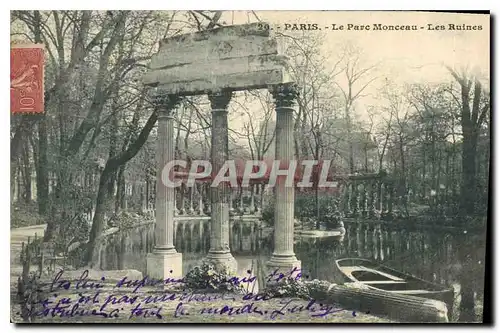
[143,22,291,95]
[146,251,183,280]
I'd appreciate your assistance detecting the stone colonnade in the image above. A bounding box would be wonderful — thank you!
[146,83,301,281]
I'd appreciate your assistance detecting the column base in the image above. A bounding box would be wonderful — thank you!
[203,252,238,274]
[265,255,302,287]
[146,250,183,280]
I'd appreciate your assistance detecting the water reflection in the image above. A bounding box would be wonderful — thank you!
[100,220,485,323]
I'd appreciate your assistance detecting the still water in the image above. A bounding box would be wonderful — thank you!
[99,220,486,323]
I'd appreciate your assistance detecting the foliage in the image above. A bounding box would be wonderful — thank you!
[18,271,42,322]
[66,245,87,270]
[21,237,43,263]
[260,197,274,227]
[107,211,154,229]
[184,262,246,293]
[317,198,343,229]
[11,202,45,229]
[51,186,92,253]
[295,195,317,221]
[372,79,490,218]
[263,277,332,300]
[261,194,343,230]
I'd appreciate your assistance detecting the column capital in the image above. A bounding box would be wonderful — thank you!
[208,90,233,110]
[153,94,181,118]
[269,83,299,108]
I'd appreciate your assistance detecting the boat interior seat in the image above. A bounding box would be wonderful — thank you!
[342,265,405,282]
[363,281,407,284]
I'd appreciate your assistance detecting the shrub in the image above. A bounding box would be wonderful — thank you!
[108,211,153,229]
[261,193,344,230]
[263,277,332,300]
[55,213,90,254]
[317,198,343,229]
[184,262,246,293]
[11,203,45,229]
[260,197,275,227]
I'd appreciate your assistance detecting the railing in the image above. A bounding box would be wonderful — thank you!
[170,174,400,221]
[341,173,401,219]
[43,169,402,227]
[173,182,264,217]
[80,173,400,225]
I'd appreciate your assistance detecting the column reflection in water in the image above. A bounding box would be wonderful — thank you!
[356,224,363,257]
[377,226,384,262]
[110,215,484,322]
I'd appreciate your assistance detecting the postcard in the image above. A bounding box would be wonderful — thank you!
[10,10,490,324]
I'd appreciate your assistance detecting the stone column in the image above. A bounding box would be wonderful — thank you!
[250,184,256,214]
[346,183,353,217]
[204,90,237,273]
[387,182,394,217]
[267,83,301,281]
[238,187,244,213]
[353,181,359,217]
[187,186,194,214]
[146,94,183,280]
[198,183,204,215]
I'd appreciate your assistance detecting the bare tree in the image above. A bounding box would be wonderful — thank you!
[447,68,490,215]
[335,44,378,173]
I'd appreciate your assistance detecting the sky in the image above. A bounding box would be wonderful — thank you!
[213,11,490,135]
[224,11,490,82]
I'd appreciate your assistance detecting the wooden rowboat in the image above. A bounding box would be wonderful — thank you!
[334,258,454,310]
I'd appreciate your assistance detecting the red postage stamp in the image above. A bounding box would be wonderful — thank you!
[10,44,44,114]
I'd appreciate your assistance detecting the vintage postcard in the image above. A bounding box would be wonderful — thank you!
[10,10,490,324]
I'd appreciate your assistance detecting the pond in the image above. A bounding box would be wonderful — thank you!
[99,219,486,323]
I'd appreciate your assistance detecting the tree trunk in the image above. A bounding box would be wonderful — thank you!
[122,179,128,211]
[448,73,488,216]
[115,165,125,213]
[33,11,49,215]
[37,118,49,215]
[452,148,458,198]
[46,158,70,241]
[458,233,476,322]
[461,133,478,214]
[398,136,408,214]
[107,106,119,198]
[430,134,437,208]
[17,166,22,202]
[11,119,35,201]
[11,161,17,202]
[436,150,443,205]
[86,167,114,265]
[85,98,174,264]
[445,151,450,204]
[22,140,32,203]
[364,146,368,172]
[349,142,355,173]
[421,144,427,200]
